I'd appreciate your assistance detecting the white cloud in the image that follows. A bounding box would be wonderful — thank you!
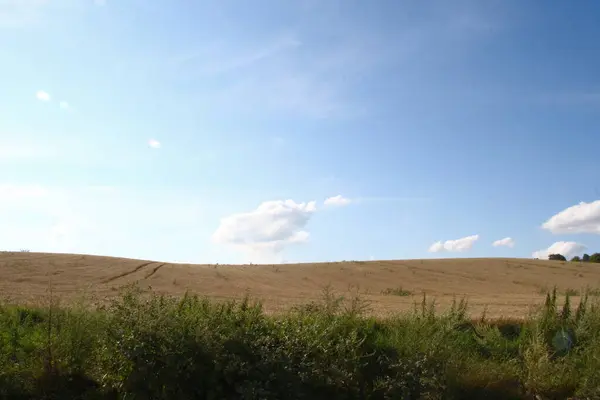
[492,237,515,248]
[36,90,50,101]
[428,234,479,253]
[541,200,600,234]
[148,139,161,149]
[59,101,70,110]
[532,241,586,260]
[324,195,351,207]
[212,199,317,262]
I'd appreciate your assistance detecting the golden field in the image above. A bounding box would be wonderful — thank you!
[1,252,598,317]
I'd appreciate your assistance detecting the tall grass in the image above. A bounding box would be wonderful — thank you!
[0,286,599,399]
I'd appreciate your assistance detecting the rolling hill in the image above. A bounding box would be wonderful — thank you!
[1,252,598,317]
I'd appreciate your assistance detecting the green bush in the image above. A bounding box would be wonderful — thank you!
[0,286,599,399]
[548,254,566,261]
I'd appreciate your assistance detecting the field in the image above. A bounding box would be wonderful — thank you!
[1,252,599,317]
[1,252,600,398]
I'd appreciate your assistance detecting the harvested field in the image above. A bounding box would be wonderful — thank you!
[1,252,598,317]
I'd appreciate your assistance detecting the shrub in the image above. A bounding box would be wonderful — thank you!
[0,286,599,399]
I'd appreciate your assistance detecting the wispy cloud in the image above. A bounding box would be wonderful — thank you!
[163,32,377,119]
[0,184,48,200]
[172,36,302,76]
[148,139,161,149]
[36,90,50,102]
[0,143,53,160]
[0,0,46,28]
[59,101,70,110]
[492,237,515,248]
[1,0,101,28]
[324,195,351,207]
[0,184,208,255]
[354,196,433,204]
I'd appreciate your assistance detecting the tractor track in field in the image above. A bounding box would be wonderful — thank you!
[101,262,156,284]
[144,263,166,279]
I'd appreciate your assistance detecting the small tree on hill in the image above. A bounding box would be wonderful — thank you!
[571,256,581,262]
[548,253,567,261]
[590,253,600,263]
[582,254,591,262]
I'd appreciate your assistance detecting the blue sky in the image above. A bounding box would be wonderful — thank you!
[1,0,599,264]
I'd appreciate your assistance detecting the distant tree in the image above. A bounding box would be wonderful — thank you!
[590,253,600,263]
[582,254,591,262]
[571,256,581,262]
[548,254,567,261]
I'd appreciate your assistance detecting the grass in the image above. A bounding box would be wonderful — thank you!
[381,286,412,296]
[564,288,580,296]
[0,286,599,399]
[540,287,600,297]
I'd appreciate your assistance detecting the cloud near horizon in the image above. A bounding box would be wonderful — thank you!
[542,200,600,234]
[212,199,317,263]
[428,234,479,253]
[532,241,586,260]
[492,237,515,248]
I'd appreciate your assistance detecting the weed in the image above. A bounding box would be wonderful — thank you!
[381,287,412,296]
[564,288,580,296]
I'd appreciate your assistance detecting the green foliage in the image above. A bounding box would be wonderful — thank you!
[570,256,581,262]
[380,287,412,296]
[582,253,591,262]
[548,253,566,261]
[590,253,600,263]
[0,286,599,399]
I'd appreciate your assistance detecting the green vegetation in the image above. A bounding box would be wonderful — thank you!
[0,287,600,399]
[555,252,600,262]
[381,287,412,296]
[564,288,580,296]
[548,253,566,261]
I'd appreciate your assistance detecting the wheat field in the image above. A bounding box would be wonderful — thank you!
[1,252,598,317]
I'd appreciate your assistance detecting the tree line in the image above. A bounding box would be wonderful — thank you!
[548,253,600,262]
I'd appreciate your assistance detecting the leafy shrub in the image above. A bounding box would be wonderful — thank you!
[0,286,599,399]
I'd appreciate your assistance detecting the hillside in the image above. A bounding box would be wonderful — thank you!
[1,252,598,317]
